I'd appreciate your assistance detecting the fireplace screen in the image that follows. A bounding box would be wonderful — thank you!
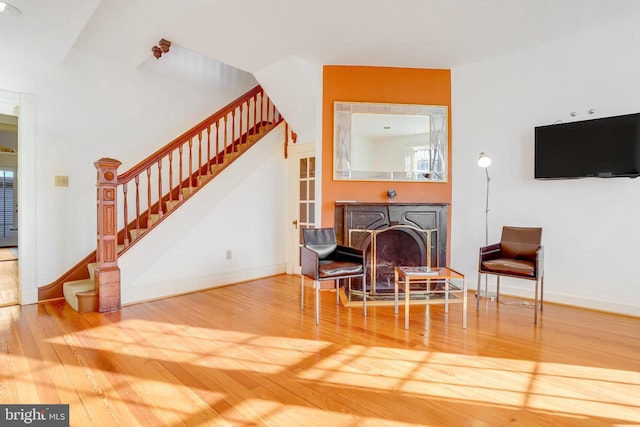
[348,225,437,300]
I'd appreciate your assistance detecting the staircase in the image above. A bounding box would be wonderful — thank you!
[38,85,287,311]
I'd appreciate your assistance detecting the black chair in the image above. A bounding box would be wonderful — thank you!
[477,226,544,324]
[300,228,365,325]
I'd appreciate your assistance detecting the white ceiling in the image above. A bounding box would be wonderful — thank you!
[4,0,640,72]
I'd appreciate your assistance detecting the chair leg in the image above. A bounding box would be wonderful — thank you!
[363,278,367,317]
[300,275,305,310]
[476,273,482,310]
[496,276,500,303]
[540,276,544,311]
[534,278,539,325]
[315,280,320,325]
[484,274,489,300]
[336,279,340,304]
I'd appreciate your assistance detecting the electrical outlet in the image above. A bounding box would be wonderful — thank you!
[226,250,232,260]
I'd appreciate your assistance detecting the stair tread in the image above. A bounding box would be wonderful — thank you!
[63,278,93,288]
[129,228,148,240]
[63,279,94,312]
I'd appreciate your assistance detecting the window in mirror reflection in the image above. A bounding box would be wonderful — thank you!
[334,102,448,182]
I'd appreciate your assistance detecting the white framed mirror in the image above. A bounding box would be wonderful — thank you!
[334,101,448,182]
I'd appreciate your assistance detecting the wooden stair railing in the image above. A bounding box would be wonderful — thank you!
[113,85,282,255]
[38,85,286,308]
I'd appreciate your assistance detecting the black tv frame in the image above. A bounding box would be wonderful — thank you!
[534,112,640,180]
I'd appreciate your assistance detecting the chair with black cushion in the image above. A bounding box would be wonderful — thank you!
[477,226,544,324]
[301,228,365,325]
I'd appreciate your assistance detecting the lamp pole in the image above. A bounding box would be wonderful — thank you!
[478,152,492,299]
[484,166,490,246]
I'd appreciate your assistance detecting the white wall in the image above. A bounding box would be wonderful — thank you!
[0,46,259,303]
[120,125,287,304]
[254,55,321,145]
[451,16,640,316]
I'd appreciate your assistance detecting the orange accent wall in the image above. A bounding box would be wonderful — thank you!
[322,66,452,227]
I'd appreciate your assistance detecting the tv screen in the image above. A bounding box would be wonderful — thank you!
[534,113,640,179]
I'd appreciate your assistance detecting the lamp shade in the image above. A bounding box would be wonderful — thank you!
[477,152,492,168]
[0,2,21,15]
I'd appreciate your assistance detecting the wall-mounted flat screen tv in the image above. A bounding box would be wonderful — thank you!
[534,112,640,179]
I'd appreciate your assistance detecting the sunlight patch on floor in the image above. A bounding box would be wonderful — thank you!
[41,318,640,425]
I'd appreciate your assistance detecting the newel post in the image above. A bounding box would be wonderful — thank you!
[94,158,122,312]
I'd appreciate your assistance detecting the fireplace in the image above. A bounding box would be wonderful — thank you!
[374,226,430,289]
[335,202,448,301]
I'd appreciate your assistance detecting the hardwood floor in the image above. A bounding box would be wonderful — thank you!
[0,252,18,307]
[1,274,639,426]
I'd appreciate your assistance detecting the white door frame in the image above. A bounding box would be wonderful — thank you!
[0,90,36,305]
[286,142,316,275]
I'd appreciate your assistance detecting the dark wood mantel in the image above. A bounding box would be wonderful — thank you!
[334,202,448,266]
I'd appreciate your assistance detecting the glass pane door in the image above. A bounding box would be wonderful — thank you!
[287,142,316,275]
[298,156,316,264]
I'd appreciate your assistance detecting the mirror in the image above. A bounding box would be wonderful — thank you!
[334,102,448,182]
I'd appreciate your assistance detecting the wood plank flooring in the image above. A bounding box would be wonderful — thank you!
[1,274,639,426]
[0,253,18,307]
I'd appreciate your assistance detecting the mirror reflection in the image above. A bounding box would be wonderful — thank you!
[334,102,448,182]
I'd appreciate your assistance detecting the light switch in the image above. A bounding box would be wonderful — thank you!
[54,175,69,187]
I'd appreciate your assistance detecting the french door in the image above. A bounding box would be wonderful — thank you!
[287,143,316,275]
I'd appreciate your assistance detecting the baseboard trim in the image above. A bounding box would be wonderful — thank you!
[121,263,286,306]
[492,285,640,318]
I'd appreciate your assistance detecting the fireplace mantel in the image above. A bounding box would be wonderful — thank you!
[334,202,448,267]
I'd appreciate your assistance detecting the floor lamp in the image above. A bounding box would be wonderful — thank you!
[477,152,493,298]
